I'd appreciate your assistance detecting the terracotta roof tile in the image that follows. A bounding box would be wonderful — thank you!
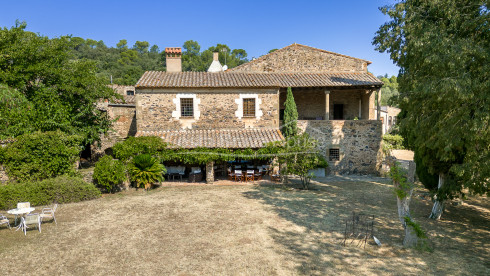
[136,71,383,88]
[136,128,284,149]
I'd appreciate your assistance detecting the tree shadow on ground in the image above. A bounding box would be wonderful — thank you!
[244,176,490,275]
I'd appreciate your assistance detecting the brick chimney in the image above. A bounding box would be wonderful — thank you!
[213,51,219,61]
[165,47,182,72]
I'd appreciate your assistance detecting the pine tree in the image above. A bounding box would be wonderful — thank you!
[282,87,298,138]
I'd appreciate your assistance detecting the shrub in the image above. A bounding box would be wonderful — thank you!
[0,175,100,210]
[112,136,167,163]
[1,131,82,181]
[93,155,127,193]
[128,154,165,191]
[383,134,405,150]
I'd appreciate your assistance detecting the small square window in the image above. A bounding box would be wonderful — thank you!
[243,98,255,117]
[181,98,194,117]
[126,90,134,96]
[329,148,340,161]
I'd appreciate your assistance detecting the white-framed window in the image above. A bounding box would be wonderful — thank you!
[172,93,200,120]
[235,94,263,119]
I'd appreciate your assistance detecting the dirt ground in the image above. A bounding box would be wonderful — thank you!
[1,176,488,275]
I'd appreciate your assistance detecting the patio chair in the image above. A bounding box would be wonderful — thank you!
[189,167,203,183]
[40,203,57,225]
[21,213,41,235]
[0,214,11,229]
[271,171,281,182]
[17,202,30,209]
[234,170,243,182]
[227,167,235,180]
[254,169,263,181]
[246,170,255,182]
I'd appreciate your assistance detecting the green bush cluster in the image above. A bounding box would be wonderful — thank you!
[112,136,167,163]
[0,131,82,182]
[0,175,100,210]
[93,155,127,193]
[383,134,405,150]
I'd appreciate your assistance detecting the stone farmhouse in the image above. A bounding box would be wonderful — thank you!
[376,106,401,134]
[97,43,384,180]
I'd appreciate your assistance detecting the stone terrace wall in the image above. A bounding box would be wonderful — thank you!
[297,120,383,175]
[136,89,279,131]
[231,44,368,73]
[92,104,136,159]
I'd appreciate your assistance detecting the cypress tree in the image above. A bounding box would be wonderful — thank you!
[282,87,298,138]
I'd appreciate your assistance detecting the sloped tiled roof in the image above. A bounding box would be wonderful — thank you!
[230,43,372,72]
[136,71,383,88]
[136,128,284,149]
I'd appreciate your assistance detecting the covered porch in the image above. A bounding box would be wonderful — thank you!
[279,87,381,121]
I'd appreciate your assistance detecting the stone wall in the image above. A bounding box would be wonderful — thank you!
[231,44,368,73]
[297,120,383,175]
[136,88,280,131]
[0,165,8,183]
[279,88,376,120]
[92,103,136,159]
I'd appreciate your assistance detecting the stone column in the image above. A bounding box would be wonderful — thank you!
[376,88,381,120]
[358,98,362,119]
[206,161,214,184]
[324,90,330,120]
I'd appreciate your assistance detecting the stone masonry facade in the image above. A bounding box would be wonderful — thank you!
[231,44,368,73]
[136,88,279,131]
[297,120,383,175]
[92,103,136,159]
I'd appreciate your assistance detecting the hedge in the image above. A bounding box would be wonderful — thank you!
[0,175,100,210]
[0,131,82,181]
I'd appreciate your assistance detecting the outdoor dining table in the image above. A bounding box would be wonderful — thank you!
[7,207,35,230]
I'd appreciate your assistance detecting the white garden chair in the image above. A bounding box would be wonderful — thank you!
[40,204,58,225]
[22,213,41,235]
[17,202,30,209]
[0,214,11,229]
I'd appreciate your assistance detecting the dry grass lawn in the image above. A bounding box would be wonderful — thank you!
[1,176,488,275]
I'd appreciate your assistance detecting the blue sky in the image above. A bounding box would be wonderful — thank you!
[1,0,399,76]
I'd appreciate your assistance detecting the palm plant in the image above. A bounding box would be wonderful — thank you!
[128,154,166,191]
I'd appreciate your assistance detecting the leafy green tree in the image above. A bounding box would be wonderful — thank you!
[377,75,399,106]
[181,40,248,71]
[116,39,128,49]
[0,23,118,144]
[282,87,299,138]
[277,133,328,190]
[149,45,160,53]
[133,41,149,54]
[128,154,166,191]
[0,84,32,138]
[373,0,489,219]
